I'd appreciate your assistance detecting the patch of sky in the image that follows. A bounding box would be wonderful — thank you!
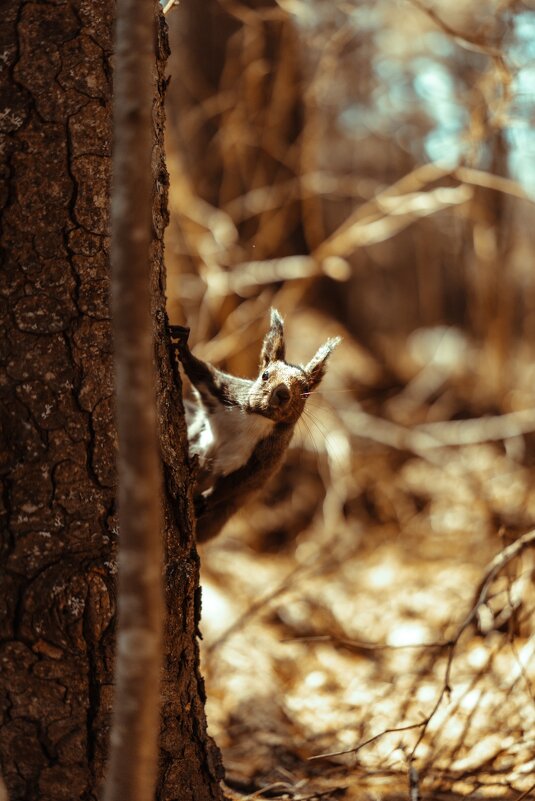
[337,9,533,184]
[408,58,467,166]
[345,3,382,32]
[422,32,456,59]
[394,124,430,159]
[374,57,400,81]
[506,125,535,154]
[505,124,535,196]
[374,80,416,115]
[412,58,467,131]
[372,58,415,115]
[508,14,535,73]
[413,58,454,102]
[509,150,535,197]
[424,129,464,166]
[373,57,416,113]
[338,103,383,137]
[286,0,323,31]
[511,64,535,110]
[363,53,468,163]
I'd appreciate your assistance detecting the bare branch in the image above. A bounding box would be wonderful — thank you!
[162,0,179,15]
[308,531,535,763]
[308,722,427,761]
[408,0,504,58]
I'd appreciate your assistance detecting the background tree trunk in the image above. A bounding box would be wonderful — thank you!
[0,3,223,800]
[103,1,164,799]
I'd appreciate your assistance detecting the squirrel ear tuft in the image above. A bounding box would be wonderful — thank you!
[305,336,341,390]
[260,308,286,366]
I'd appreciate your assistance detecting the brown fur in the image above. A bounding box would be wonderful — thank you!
[171,309,340,541]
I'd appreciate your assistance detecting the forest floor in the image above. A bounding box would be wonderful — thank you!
[199,322,535,801]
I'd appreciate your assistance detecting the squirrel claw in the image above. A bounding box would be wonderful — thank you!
[168,324,190,345]
[168,324,190,361]
[168,325,190,350]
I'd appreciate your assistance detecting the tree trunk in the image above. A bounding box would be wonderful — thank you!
[0,3,223,800]
[103,1,165,799]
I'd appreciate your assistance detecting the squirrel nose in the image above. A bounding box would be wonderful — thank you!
[271,384,290,407]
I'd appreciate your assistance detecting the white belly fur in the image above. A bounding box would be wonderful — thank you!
[200,404,274,477]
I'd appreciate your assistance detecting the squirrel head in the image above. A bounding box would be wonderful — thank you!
[247,308,341,424]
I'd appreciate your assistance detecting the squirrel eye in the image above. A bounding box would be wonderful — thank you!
[261,370,269,381]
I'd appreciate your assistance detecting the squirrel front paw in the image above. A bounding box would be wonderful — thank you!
[168,324,190,341]
[168,324,190,354]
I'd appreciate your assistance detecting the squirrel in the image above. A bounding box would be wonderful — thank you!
[169,309,340,542]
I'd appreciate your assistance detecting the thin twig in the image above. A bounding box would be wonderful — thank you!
[162,0,179,15]
[308,530,535,762]
[515,782,535,801]
[411,528,535,756]
[416,409,535,446]
[309,722,428,761]
[408,0,504,58]
[206,560,312,656]
[283,633,450,653]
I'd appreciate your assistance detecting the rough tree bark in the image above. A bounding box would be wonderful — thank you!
[0,2,223,800]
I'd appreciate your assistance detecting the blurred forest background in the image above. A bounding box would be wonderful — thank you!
[163,0,535,798]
